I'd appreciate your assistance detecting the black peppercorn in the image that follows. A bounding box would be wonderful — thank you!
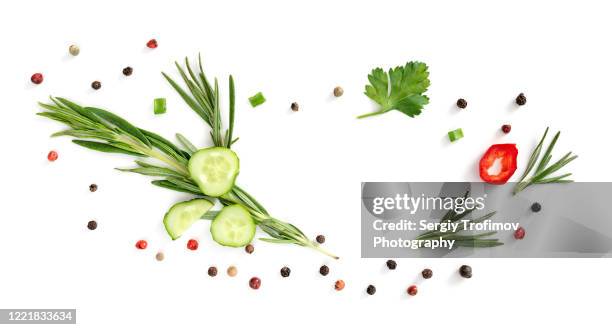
[386,259,397,270]
[366,284,376,295]
[319,265,329,276]
[531,202,542,212]
[280,266,291,278]
[456,98,468,109]
[89,183,98,192]
[421,268,433,279]
[245,244,254,254]
[291,102,299,112]
[87,220,97,230]
[515,93,527,106]
[207,266,218,277]
[459,265,472,278]
[122,66,133,76]
[91,81,102,90]
[316,235,325,244]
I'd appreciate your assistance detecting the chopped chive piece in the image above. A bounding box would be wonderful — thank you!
[448,128,464,142]
[154,98,166,115]
[248,92,266,108]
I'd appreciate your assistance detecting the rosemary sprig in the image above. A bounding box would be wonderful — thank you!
[513,127,577,195]
[415,191,503,248]
[38,57,338,259]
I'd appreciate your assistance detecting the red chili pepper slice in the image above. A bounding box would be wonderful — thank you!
[479,144,518,184]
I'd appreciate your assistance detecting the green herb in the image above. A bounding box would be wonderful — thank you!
[415,191,503,248]
[358,62,430,119]
[513,127,577,195]
[153,98,166,115]
[39,56,338,259]
[248,92,266,107]
[448,128,464,142]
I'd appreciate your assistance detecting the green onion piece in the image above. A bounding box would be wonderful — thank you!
[154,98,167,115]
[248,92,266,107]
[448,128,464,142]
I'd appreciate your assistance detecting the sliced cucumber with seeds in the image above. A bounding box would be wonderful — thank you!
[210,204,256,247]
[188,147,239,197]
[163,199,214,240]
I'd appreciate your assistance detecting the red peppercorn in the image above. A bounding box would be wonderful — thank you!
[514,227,526,240]
[502,124,512,134]
[31,73,44,84]
[135,240,148,249]
[249,277,261,290]
[47,150,58,162]
[187,239,199,250]
[407,285,418,296]
[146,39,158,49]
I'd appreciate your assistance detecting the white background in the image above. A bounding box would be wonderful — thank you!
[1,0,611,328]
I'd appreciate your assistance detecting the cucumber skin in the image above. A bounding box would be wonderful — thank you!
[188,147,240,197]
[163,198,213,240]
[210,204,256,247]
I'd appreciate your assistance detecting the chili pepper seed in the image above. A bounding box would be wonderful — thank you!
[386,259,397,270]
[208,266,218,277]
[91,81,102,90]
[366,284,376,295]
[334,280,345,291]
[249,277,261,289]
[319,265,329,276]
[87,220,97,230]
[421,268,433,279]
[280,266,291,278]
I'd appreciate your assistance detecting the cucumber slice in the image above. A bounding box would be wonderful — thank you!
[163,199,214,240]
[188,147,240,197]
[210,204,256,247]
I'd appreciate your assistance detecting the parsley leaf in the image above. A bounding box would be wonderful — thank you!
[359,62,430,119]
